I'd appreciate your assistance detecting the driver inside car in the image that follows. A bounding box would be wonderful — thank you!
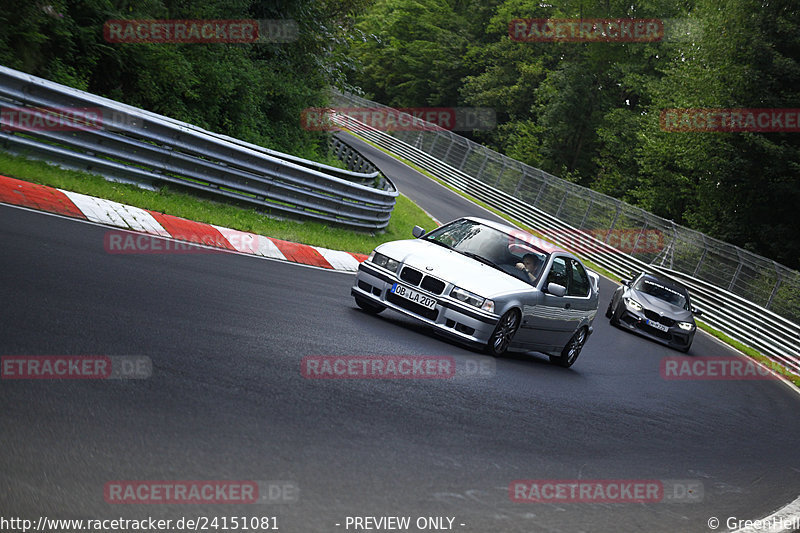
[515,253,543,283]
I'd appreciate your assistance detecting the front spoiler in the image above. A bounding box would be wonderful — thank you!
[616,309,694,350]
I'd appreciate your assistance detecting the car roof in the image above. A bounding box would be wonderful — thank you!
[461,216,569,255]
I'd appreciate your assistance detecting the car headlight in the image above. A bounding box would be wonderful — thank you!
[677,321,695,331]
[451,287,483,307]
[369,251,400,273]
[451,286,494,312]
[624,297,643,312]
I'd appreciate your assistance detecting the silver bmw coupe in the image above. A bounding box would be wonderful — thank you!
[351,217,599,367]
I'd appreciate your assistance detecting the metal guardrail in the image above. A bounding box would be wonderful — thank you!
[329,105,800,376]
[328,135,379,178]
[0,65,397,231]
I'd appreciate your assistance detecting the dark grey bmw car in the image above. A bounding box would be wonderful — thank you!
[606,272,703,352]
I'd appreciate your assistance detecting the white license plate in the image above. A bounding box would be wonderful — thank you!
[646,319,670,332]
[391,283,437,310]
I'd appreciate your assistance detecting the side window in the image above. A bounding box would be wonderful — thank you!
[546,257,568,288]
[568,259,590,297]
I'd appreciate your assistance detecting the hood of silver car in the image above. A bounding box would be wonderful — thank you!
[630,289,694,321]
[376,239,532,298]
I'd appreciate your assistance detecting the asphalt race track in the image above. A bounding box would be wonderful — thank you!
[2,141,800,532]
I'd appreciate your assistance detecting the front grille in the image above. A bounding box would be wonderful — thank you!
[420,276,445,295]
[644,309,675,327]
[643,309,656,320]
[400,267,423,285]
[399,266,445,295]
[386,292,439,320]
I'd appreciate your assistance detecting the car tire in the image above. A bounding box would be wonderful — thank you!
[486,309,520,357]
[550,327,587,368]
[354,295,385,314]
[679,343,692,354]
[605,299,614,318]
[609,300,621,327]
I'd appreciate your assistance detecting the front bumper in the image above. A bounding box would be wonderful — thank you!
[352,261,499,347]
[616,307,695,350]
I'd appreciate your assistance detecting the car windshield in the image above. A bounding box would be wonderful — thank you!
[423,219,549,285]
[635,278,689,310]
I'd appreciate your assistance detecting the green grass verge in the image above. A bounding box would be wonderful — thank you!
[344,131,800,387]
[0,150,437,255]
[694,322,800,386]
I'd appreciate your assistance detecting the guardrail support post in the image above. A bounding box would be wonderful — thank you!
[767,264,782,310]
[493,161,507,187]
[728,250,744,292]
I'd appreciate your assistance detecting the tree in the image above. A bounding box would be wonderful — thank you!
[347,0,471,107]
[639,0,800,266]
[0,0,373,160]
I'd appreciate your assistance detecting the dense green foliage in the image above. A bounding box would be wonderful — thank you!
[0,0,370,161]
[346,0,800,269]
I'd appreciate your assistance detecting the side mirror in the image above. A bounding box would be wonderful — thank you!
[691,306,703,316]
[412,225,425,238]
[546,283,567,297]
[620,279,631,287]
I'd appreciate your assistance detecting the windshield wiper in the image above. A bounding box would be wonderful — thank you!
[425,238,452,250]
[461,251,503,272]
